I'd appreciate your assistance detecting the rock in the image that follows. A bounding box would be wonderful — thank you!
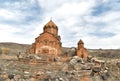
[2,72,8,79]
[91,76,101,81]
[62,64,69,71]
[87,56,92,62]
[74,63,82,70]
[100,68,109,80]
[92,67,101,73]
[0,65,2,71]
[34,55,41,60]
[6,79,14,81]
[74,63,91,71]
[81,64,91,70]
[69,56,82,66]
[44,78,49,81]
[0,78,6,81]
[116,61,120,68]
[90,67,101,76]
[8,74,14,80]
[29,77,36,81]
[69,59,77,65]
[80,76,91,81]
[14,74,21,79]
[101,73,108,80]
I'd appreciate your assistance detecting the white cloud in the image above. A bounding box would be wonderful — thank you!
[0,0,120,49]
[53,2,92,16]
[36,0,97,47]
[85,34,120,49]
[0,9,22,21]
[0,24,20,42]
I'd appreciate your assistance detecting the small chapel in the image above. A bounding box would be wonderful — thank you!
[29,20,62,56]
[76,39,88,59]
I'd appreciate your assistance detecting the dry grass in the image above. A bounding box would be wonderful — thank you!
[0,42,120,80]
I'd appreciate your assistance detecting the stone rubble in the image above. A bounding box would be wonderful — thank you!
[0,54,113,81]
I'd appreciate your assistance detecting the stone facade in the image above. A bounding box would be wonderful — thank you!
[76,39,88,59]
[29,20,62,56]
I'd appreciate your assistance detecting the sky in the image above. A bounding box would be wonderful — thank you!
[0,0,120,49]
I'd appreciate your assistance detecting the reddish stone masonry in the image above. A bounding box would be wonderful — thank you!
[29,20,88,59]
[29,20,62,56]
[76,39,88,59]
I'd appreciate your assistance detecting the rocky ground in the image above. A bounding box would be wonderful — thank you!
[0,42,120,81]
[0,54,120,81]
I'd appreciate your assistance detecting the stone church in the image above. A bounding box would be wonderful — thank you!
[76,39,88,59]
[29,20,62,56]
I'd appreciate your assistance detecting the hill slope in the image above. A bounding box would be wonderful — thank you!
[0,42,120,59]
[0,42,31,55]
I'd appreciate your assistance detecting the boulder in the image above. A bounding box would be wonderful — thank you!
[69,56,82,66]
[116,61,120,68]
[101,73,109,80]
[8,74,14,80]
[69,77,77,81]
[92,67,101,73]
[90,67,101,76]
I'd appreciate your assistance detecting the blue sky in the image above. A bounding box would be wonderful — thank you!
[0,0,120,49]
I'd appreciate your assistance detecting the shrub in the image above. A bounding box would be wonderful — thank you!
[2,47,10,54]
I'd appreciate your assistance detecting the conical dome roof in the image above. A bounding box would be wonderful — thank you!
[78,39,84,44]
[44,20,58,29]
